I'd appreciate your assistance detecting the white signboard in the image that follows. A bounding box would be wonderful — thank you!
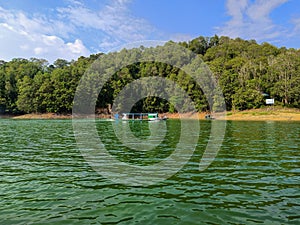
[266,99,274,105]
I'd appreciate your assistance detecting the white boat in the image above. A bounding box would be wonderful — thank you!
[115,113,167,121]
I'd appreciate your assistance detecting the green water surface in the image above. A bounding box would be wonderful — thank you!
[0,119,299,224]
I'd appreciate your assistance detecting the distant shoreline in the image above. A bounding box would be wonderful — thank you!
[3,107,300,121]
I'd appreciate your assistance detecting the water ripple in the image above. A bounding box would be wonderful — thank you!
[0,119,299,224]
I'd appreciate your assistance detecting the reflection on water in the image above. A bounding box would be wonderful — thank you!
[0,119,299,224]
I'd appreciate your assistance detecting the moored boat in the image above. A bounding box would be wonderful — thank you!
[114,113,167,121]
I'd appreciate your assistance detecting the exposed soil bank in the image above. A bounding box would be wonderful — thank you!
[7,107,300,121]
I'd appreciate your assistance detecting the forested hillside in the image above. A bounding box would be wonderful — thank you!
[0,35,299,115]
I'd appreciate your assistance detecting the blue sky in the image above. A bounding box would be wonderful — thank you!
[0,0,299,62]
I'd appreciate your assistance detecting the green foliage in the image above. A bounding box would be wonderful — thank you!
[0,35,300,115]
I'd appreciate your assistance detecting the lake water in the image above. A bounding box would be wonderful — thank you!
[0,119,299,224]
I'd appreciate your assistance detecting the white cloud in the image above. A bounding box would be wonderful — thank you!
[247,0,288,22]
[226,0,248,22]
[34,47,44,55]
[42,35,61,46]
[0,7,74,38]
[0,20,90,62]
[0,6,89,62]
[67,39,88,54]
[217,0,289,42]
[57,0,157,51]
[0,0,161,62]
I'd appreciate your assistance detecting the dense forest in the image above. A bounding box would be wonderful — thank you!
[0,35,300,115]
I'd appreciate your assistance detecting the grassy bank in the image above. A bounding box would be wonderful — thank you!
[224,107,300,121]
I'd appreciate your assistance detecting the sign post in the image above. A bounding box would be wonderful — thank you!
[266,99,274,105]
[266,98,275,110]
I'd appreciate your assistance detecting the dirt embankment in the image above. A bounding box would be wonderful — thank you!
[7,107,300,121]
[12,113,72,119]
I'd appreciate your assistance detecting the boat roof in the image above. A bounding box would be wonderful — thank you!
[121,113,157,115]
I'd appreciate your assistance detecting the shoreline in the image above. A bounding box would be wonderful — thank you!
[225,107,300,121]
[3,107,300,121]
